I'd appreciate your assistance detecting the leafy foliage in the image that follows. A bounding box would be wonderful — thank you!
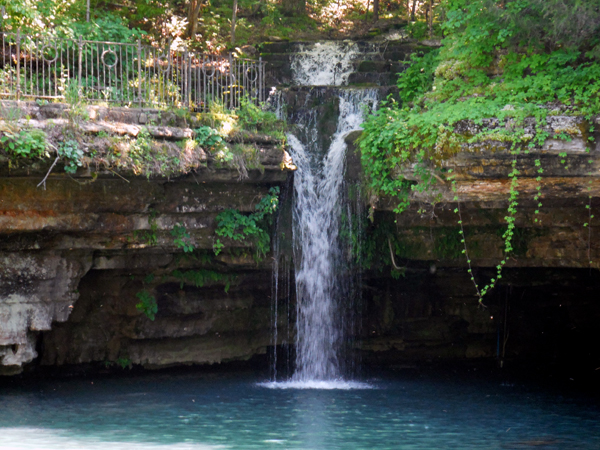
[213,187,280,259]
[236,98,286,138]
[1,0,145,42]
[195,126,224,149]
[3,0,421,53]
[135,289,158,320]
[57,139,83,174]
[171,223,195,253]
[0,128,48,159]
[361,0,600,214]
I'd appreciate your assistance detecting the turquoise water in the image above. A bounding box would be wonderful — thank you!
[0,371,598,449]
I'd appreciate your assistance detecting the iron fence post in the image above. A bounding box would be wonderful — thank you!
[78,36,83,93]
[259,56,263,104]
[187,51,192,109]
[183,50,189,109]
[15,30,20,101]
[229,53,234,109]
[137,38,142,106]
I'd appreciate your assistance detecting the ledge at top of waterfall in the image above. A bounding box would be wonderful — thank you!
[291,41,361,87]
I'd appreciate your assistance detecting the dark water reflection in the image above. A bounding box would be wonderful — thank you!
[0,370,598,449]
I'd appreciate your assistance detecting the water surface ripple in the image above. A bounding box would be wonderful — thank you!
[0,372,598,450]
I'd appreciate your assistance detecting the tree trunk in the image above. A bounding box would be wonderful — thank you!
[428,0,434,38]
[185,0,203,40]
[410,0,417,21]
[373,0,379,22]
[231,0,238,45]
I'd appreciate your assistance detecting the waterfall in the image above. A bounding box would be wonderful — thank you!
[289,89,377,382]
[264,41,377,388]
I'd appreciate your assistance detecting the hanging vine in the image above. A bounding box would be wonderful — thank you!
[447,145,521,304]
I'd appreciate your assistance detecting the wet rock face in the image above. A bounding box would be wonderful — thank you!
[0,172,287,375]
[359,268,600,371]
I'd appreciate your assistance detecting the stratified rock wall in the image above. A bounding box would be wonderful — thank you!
[0,103,292,375]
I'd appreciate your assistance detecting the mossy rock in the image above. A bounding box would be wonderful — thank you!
[259,42,297,54]
[357,61,390,73]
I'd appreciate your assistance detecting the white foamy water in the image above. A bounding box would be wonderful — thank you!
[288,89,377,384]
[258,379,373,390]
[267,87,286,120]
[291,41,360,86]
[0,428,226,450]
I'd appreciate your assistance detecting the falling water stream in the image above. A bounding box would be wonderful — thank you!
[264,41,377,388]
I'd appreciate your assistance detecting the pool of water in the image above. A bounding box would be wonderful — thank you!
[0,370,598,450]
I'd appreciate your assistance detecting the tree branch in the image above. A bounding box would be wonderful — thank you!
[37,155,60,190]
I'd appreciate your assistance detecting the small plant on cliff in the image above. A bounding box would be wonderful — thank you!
[231,144,264,180]
[132,209,159,246]
[194,125,237,168]
[136,290,158,321]
[213,186,280,260]
[236,98,285,138]
[128,127,154,174]
[57,139,84,174]
[0,128,48,159]
[195,125,224,149]
[63,80,89,125]
[171,223,195,253]
[116,357,132,369]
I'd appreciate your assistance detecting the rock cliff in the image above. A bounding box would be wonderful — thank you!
[2,38,599,379]
[0,101,291,375]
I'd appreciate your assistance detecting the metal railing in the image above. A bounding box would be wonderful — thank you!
[0,31,265,110]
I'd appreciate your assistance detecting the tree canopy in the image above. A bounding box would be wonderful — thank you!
[0,0,443,52]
